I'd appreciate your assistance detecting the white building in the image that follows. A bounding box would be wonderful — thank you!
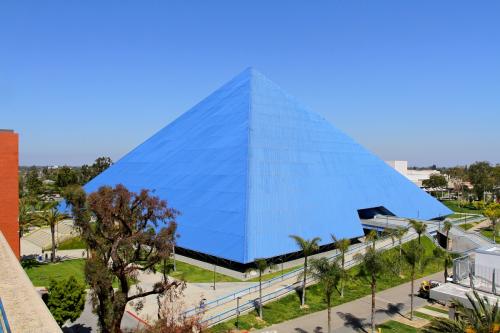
[385,160,440,187]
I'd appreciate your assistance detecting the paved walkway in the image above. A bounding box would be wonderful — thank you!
[255,271,444,333]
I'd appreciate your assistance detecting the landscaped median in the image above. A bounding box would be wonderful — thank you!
[210,236,447,332]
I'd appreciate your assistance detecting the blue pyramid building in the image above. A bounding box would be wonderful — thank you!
[85,68,451,264]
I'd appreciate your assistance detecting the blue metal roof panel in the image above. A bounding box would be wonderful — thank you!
[85,68,452,264]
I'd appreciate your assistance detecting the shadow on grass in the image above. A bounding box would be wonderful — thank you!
[62,323,92,333]
[21,258,44,269]
[376,302,405,317]
[337,311,368,332]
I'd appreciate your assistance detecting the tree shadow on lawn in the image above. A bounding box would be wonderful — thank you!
[376,302,405,317]
[336,311,369,332]
[294,327,324,333]
[20,257,44,269]
[63,323,92,333]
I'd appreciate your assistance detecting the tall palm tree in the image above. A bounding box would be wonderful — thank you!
[310,257,341,333]
[409,219,427,244]
[355,246,386,333]
[423,290,500,333]
[433,246,454,283]
[35,206,68,262]
[332,235,350,298]
[290,235,321,307]
[401,241,428,320]
[443,221,453,250]
[395,228,408,275]
[254,258,272,319]
[365,230,378,249]
[18,198,34,238]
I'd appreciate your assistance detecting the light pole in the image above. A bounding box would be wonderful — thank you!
[236,296,241,329]
[213,263,216,290]
[281,258,284,280]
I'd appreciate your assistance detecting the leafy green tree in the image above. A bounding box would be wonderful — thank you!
[484,203,500,242]
[402,241,428,320]
[34,205,68,262]
[92,156,113,175]
[253,258,273,319]
[409,219,427,244]
[433,246,454,283]
[355,247,387,333]
[332,235,350,298]
[55,166,80,188]
[423,290,500,333]
[290,235,321,307]
[66,184,181,333]
[26,166,42,196]
[422,174,448,196]
[47,276,86,326]
[468,161,494,200]
[310,257,342,333]
[80,157,113,184]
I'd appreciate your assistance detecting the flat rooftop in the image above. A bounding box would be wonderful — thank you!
[430,282,500,308]
[0,231,61,333]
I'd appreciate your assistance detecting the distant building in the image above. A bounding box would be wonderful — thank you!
[0,129,19,257]
[386,160,440,188]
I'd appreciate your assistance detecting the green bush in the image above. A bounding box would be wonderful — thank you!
[47,276,86,326]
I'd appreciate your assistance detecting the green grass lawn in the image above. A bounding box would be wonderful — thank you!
[211,236,445,332]
[414,311,434,321]
[458,223,476,230]
[423,305,448,314]
[480,228,500,243]
[57,236,87,250]
[441,200,481,214]
[247,265,301,282]
[157,260,241,282]
[23,259,86,287]
[377,320,421,333]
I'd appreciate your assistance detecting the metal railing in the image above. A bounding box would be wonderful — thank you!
[0,298,12,333]
[201,231,420,326]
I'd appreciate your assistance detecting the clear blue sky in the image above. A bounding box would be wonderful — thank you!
[1,1,499,167]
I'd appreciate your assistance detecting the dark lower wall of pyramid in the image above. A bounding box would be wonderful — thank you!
[176,237,362,273]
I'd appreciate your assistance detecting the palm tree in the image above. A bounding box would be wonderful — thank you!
[332,235,350,298]
[290,235,321,307]
[423,290,500,333]
[401,241,427,320]
[310,257,341,333]
[409,219,427,244]
[18,198,34,238]
[355,246,386,333]
[365,230,378,249]
[443,221,453,250]
[433,247,454,283]
[35,206,68,262]
[254,258,272,319]
[395,228,408,275]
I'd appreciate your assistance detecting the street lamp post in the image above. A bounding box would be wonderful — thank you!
[281,258,284,280]
[213,263,216,290]
[236,296,241,329]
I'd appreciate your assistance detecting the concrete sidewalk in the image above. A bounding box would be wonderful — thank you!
[255,271,444,333]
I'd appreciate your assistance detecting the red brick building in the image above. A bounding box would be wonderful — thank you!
[0,130,19,257]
